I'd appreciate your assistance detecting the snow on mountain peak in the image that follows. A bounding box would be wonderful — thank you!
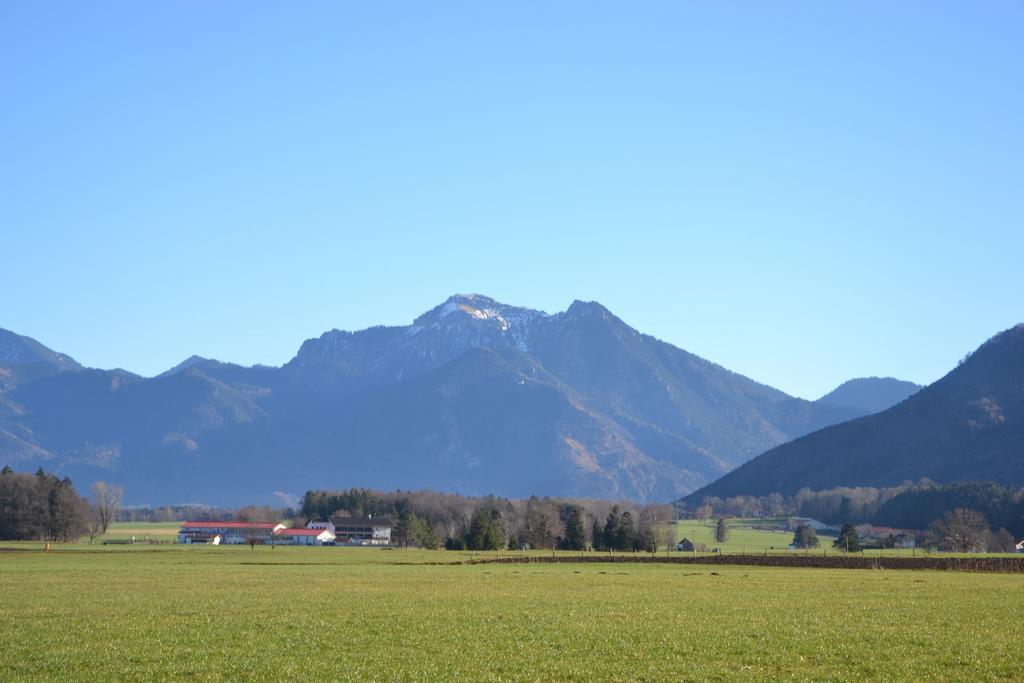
[429,298,509,328]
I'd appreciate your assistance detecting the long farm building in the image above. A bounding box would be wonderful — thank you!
[177,517,391,547]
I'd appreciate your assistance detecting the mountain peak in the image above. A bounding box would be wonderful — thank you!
[565,300,610,316]
[0,328,81,373]
[414,294,546,329]
[816,377,922,414]
[446,293,499,307]
[157,355,211,378]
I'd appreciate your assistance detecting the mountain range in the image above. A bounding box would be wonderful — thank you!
[686,324,1024,502]
[0,295,900,506]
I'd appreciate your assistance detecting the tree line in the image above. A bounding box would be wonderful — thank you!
[0,467,127,542]
[0,466,88,541]
[688,480,1024,539]
[303,488,677,551]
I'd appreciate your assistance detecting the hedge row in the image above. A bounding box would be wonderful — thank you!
[466,553,1024,573]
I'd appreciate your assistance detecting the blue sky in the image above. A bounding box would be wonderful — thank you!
[2,2,1021,399]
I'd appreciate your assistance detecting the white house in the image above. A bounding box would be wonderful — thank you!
[274,527,335,546]
[177,521,286,545]
[1016,539,1024,553]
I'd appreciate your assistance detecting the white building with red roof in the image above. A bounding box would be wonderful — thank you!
[177,521,286,545]
[274,527,336,546]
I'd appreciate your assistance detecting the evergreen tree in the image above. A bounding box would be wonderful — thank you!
[412,516,439,549]
[394,509,415,547]
[616,511,635,551]
[466,507,504,550]
[715,518,729,543]
[832,523,861,552]
[466,508,489,550]
[560,505,586,550]
[603,506,622,550]
[591,518,606,551]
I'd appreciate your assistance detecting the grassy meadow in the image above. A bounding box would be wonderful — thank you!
[675,519,960,557]
[2,544,1023,681]
[674,518,824,552]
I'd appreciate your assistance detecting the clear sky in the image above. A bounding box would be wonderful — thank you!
[2,2,1021,399]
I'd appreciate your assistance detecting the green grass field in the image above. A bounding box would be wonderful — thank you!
[674,519,968,557]
[674,518,820,552]
[1,544,1023,681]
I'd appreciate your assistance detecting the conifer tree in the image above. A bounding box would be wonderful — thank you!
[591,518,606,551]
[466,507,504,550]
[832,523,860,552]
[616,511,635,551]
[394,509,414,547]
[560,505,586,550]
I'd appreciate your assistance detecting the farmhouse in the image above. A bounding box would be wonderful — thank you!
[177,521,285,545]
[676,538,695,552]
[862,526,917,549]
[1016,539,1024,553]
[784,517,832,533]
[274,527,335,546]
[310,515,394,545]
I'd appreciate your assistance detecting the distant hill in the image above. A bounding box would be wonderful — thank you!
[686,324,1024,501]
[816,377,922,414]
[0,295,865,505]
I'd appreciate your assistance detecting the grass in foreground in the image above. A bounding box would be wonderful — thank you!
[1,545,1022,681]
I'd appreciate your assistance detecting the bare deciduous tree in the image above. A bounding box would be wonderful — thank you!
[637,504,676,552]
[236,505,275,523]
[990,528,1016,553]
[927,508,990,552]
[91,481,124,534]
[87,508,104,544]
[695,503,713,525]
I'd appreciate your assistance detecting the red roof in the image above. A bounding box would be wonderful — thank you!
[180,521,280,529]
[275,528,327,536]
